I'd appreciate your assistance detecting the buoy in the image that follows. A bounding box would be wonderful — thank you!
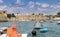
[40,28,48,33]
[32,30,36,36]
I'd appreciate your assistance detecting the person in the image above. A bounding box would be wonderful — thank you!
[7,25,18,37]
[7,25,22,37]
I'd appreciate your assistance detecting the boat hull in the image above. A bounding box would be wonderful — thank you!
[40,28,48,33]
[0,34,28,37]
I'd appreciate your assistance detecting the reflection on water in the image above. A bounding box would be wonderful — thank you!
[0,21,60,37]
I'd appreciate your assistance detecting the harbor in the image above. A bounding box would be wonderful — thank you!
[0,20,60,37]
[0,10,60,37]
[0,0,60,37]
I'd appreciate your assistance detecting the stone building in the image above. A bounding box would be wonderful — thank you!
[15,14,49,21]
[0,10,8,22]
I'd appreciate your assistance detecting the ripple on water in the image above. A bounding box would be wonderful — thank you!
[0,21,60,37]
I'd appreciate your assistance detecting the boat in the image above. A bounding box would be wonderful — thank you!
[53,18,60,24]
[53,18,60,21]
[21,34,28,37]
[57,21,60,24]
[40,20,44,23]
[0,25,28,37]
[34,21,43,29]
[0,27,8,31]
[0,27,8,32]
[40,28,48,33]
[0,34,28,37]
[0,29,3,32]
[50,20,53,23]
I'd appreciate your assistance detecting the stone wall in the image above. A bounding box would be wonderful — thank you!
[0,10,8,22]
[14,14,49,21]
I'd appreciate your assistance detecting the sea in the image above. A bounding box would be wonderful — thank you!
[0,20,60,37]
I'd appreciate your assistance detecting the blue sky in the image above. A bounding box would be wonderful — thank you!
[0,0,60,15]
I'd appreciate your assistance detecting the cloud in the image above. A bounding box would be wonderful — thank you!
[6,7,24,13]
[28,1,35,8]
[51,5,60,9]
[0,5,28,14]
[0,1,60,15]
[0,5,7,10]
[15,0,24,5]
[15,0,20,4]
[12,2,60,15]
[38,8,47,11]
[36,2,41,5]
[0,5,18,13]
[0,0,3,3]
[41,3,49,8]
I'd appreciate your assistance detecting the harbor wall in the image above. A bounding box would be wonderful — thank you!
[0,10,50,22]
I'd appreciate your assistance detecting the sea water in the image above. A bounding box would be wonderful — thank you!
[0,21,60,37]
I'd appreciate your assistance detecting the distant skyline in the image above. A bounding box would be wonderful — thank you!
[0,0,60,15]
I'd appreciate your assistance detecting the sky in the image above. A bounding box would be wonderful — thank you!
[0,0,60,15]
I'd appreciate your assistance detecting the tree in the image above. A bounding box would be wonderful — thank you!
[57,12,60,17]
[57,12,60,15]
[12,13,16,17]
[7,14,12,18]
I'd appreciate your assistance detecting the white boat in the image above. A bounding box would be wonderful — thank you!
[34,21,43,29]
[53,18,60,21]
[57,21,60,24]
[0,34,28,37]
[40,20,44,23]
[21,34,28,37]
[0,27,8,31]
[0,27,8,32]
[0,29,3,32]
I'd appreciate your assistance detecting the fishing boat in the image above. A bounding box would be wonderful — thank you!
[34,21,43,29]
[40,28,48,33]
